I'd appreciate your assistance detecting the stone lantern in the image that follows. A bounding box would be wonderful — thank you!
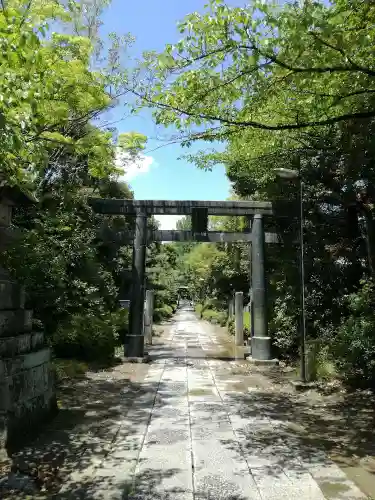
[0,185,57,458]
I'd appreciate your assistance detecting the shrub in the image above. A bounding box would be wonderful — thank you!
[202,308,227,326]
[243,311,251,338]
[227,312,251,338]
[332,280,375,387]
[315,347,337,381]
[304,341,337,382]
[53,359,89,382]
[195,303,204,317]
[270,298,299,360]
[114,309,129,346]
[51,310,121,363]
[227,317,235,335]
[153,304,173,322]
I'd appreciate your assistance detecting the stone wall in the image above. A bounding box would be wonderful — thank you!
[0,192,57,458]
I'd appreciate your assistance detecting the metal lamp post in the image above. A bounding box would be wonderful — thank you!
[274,167,307,383]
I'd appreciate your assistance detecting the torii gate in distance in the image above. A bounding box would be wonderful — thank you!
[89,199,278,362]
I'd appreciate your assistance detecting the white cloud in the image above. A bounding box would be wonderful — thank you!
[154,215,183,231]
[116,150,156,182]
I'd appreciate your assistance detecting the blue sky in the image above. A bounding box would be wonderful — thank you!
[100,0,244,228]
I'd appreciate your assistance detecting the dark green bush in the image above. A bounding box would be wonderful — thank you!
[51,310,125,363]
[332,280,375,387]
[270,296,299,359]
[195,303,204,317]
[227,312,250,338]
[227,317,235,335]
[201,308,227,326]
[243,311,250,338]
[153,304,174,322]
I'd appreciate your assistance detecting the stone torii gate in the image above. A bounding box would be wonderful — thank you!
[89,199,278,362]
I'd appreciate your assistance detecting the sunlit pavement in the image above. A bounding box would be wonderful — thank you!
[58,306,367,500]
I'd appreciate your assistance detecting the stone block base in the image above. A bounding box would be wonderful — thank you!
[245,355,279,366]
[251,335,272,361]
[125,334,145,358]
[290,380,318,392]
[232,346,250,361]
[1,388,58,454]
[0,347,57,456]
[0,225,57,458]
[123,353,150,364]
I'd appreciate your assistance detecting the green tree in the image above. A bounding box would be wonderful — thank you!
[0,0,143,186]
[134,0,375,385]
[136,0,375,150]
[146,242,180,321]
[0,0,147,363]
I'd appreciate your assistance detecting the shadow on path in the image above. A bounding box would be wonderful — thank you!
[1,310,375,499]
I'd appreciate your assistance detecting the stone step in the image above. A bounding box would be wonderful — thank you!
[0,280,25,310]
[0,309,32,337]
[0,332,44,357]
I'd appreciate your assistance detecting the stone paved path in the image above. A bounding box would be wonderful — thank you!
[57,307,368,499]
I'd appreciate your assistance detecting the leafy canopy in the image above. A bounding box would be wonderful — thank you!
[136,0,375,147]
[0,0,145,186]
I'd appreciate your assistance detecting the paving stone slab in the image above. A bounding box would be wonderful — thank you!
[128,491,194,500]
[154,395,188,407]
[284,465,364,500]
[190,418,234,441]
[157,387,188,397]
[251,466,325,500]
[161,373,187,383]
[137,442,192,468]
[148,407,189,424]
[188,382,214,390]
[132,442,193,499]
[305,462,368,499]
[188,393,222,403]
[153,402,189,412]
[144,371,164,383]
[119,411,153,432]
[158,381,187,389]
[151,403,189,416]
[187,374,214,381]
[192,438,249,476]
[189,402,229,422]
[194,469,261,500]
[144,426,190,446]
[108,433,145,458]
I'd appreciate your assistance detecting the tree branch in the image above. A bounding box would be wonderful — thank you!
[245,44,375,77]
[19,0,34,28]
[133,88,375,131]
[168,40,375,81]
[185,63,271,112]
[309,31,375,77]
